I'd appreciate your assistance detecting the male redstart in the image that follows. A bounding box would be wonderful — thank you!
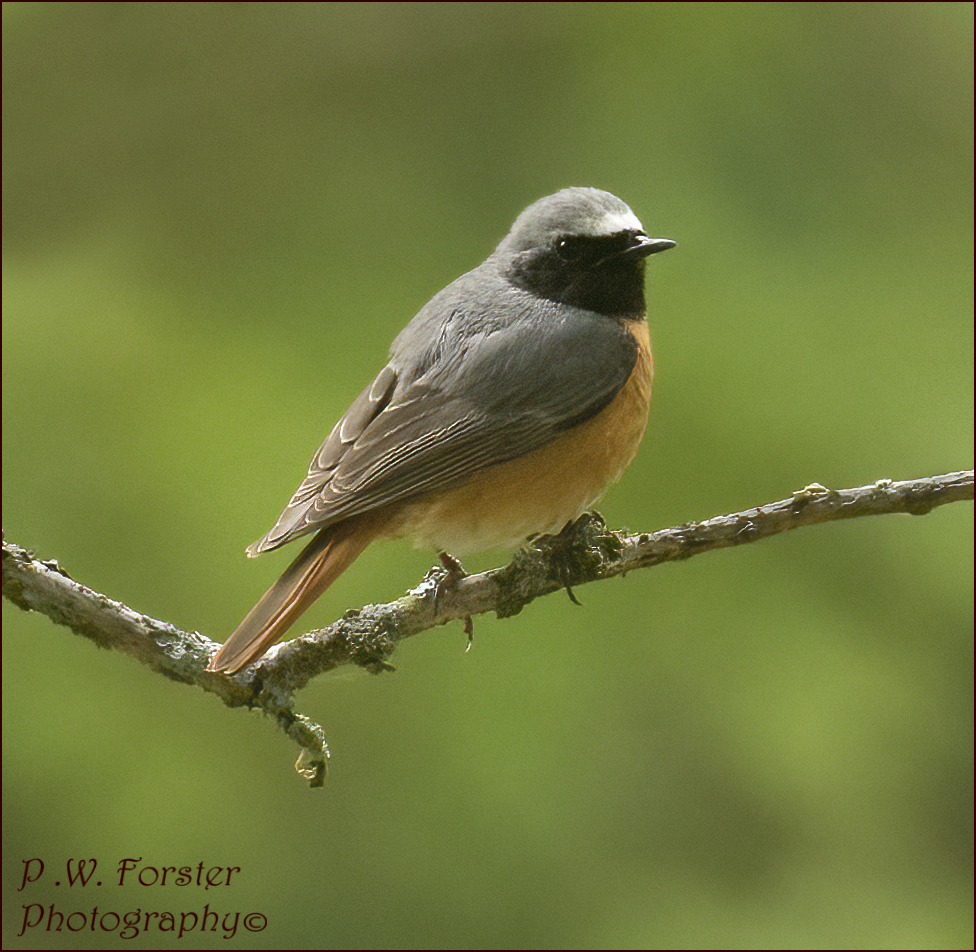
[209,188,674,673]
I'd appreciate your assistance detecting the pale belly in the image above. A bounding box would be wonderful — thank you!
[387,331,652,554]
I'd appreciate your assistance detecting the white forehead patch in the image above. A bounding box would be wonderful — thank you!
[586,208,644,237]
[497,189,648,254]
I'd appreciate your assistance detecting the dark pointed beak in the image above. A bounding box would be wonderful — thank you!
[628,234,677,258]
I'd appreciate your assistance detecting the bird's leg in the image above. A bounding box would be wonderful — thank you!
[554,521,584,606]
[436,551,474,647]
[541,516,591,605]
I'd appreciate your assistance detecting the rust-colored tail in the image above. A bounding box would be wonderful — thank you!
[208,516,380,674]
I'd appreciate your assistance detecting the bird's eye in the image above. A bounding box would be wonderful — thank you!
[555,236,584,261]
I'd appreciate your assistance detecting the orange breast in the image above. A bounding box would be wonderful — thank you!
[387,322,653,554]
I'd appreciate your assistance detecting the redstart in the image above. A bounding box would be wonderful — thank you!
[209,188,674,673]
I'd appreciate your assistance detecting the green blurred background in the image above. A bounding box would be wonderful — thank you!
[3,3,972,949]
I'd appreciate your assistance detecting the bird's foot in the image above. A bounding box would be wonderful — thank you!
[436,551,474,648]
[551,519,585,605]
[530,514,604,605]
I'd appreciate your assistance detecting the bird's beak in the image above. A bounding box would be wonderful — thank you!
[596,233,675,269]
[627,234,677,258]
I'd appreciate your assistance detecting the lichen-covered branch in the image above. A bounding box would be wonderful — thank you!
[4,470,972,786]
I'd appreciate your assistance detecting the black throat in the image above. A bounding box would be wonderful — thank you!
[505,232,648,319]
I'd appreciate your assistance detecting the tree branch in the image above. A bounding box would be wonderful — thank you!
[4,471,972,787]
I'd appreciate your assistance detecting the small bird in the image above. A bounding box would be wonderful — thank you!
[209,188,674,673]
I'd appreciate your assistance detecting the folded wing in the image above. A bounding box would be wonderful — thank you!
[249,291,640,555]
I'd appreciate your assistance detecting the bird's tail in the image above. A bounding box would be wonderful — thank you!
[208,516,379,674]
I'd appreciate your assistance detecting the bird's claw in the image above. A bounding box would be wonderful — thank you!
[435,552,474,648]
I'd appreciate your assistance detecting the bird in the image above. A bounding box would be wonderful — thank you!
[208,187,675,673]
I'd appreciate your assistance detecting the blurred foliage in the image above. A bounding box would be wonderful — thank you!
[3,3,972,949]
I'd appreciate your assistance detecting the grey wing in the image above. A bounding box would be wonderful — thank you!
[249,299,639,555]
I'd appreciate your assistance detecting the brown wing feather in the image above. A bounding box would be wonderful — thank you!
[247,365,400,554]
[248,307,640,557]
